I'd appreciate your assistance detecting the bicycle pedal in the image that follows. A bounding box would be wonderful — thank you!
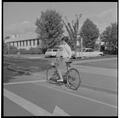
[56,80,64,83]
[48,79,57,83]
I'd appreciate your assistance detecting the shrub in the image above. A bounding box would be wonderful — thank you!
[104,49,118,55]
[29,47,43,54]
[3,43,8,54]
[8,46,18,54]
[19,49,29,54]
[19,47,43,54]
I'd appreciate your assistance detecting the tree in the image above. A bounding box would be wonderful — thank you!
[100,23,118,54]
[63,14,82,50]
[35,9,64,52]
[3,43,9,54]
[80,19,99,49]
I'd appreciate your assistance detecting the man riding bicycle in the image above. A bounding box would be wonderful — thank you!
[50,38,72,82]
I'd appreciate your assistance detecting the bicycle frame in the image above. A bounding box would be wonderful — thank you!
[51,60,72,82]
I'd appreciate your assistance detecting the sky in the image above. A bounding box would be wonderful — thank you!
[3,2,117,36]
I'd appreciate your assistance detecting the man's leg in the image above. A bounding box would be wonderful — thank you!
[56,58,66,82]
[56,67,64,82]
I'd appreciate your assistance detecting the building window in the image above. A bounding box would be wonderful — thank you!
[17,42,19,46]
[17,42,18,46]
[24,41,26,46]
[20,41,21,46]
[26,40,28,46]
[37,39,39,46]
[33,40,35,46]
[29,40,31,46]
[23,41,24,46]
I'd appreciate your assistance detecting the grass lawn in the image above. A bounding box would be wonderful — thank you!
[3,56,51,83]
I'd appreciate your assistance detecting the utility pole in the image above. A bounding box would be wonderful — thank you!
[75,34,80,58]
[98,36,101,51]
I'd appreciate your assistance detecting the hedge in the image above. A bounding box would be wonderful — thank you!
[18,47,43,54]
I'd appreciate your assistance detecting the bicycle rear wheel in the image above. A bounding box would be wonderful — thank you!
[66,68,81,90]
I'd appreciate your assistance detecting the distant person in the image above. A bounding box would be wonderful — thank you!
[100,45,105,52]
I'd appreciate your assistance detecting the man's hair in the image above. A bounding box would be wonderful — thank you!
[61,37,65,41]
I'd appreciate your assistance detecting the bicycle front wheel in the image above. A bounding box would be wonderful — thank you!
[66,68,81,90]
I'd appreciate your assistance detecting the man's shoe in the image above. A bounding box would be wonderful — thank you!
[57,79,64,82]
[49,77,57,82]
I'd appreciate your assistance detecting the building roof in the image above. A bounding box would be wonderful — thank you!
[4,33,39,43]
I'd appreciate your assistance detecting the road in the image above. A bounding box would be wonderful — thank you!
[3,57,118,116]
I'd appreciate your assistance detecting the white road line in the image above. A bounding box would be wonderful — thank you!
[4,80,46,85]
[37,83,117,109]
[4,89,52,116]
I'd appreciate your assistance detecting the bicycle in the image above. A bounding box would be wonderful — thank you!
[46,59,81,90]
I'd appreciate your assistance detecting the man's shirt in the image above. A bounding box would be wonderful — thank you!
[56,42,72,59]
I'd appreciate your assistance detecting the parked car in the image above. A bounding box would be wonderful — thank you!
[72,48,104,58]
[45,48,60,57]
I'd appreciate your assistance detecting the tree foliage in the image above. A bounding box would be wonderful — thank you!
[80,19,99,49]
[100,23,118,54]
[35,9,64,51]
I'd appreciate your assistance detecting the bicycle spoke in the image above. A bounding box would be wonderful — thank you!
[69,82,77,90]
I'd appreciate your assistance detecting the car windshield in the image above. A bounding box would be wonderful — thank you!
[83,48,93,52]
[88,49,93,52]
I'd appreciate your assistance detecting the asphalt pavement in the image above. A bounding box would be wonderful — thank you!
[3,57,118,116]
